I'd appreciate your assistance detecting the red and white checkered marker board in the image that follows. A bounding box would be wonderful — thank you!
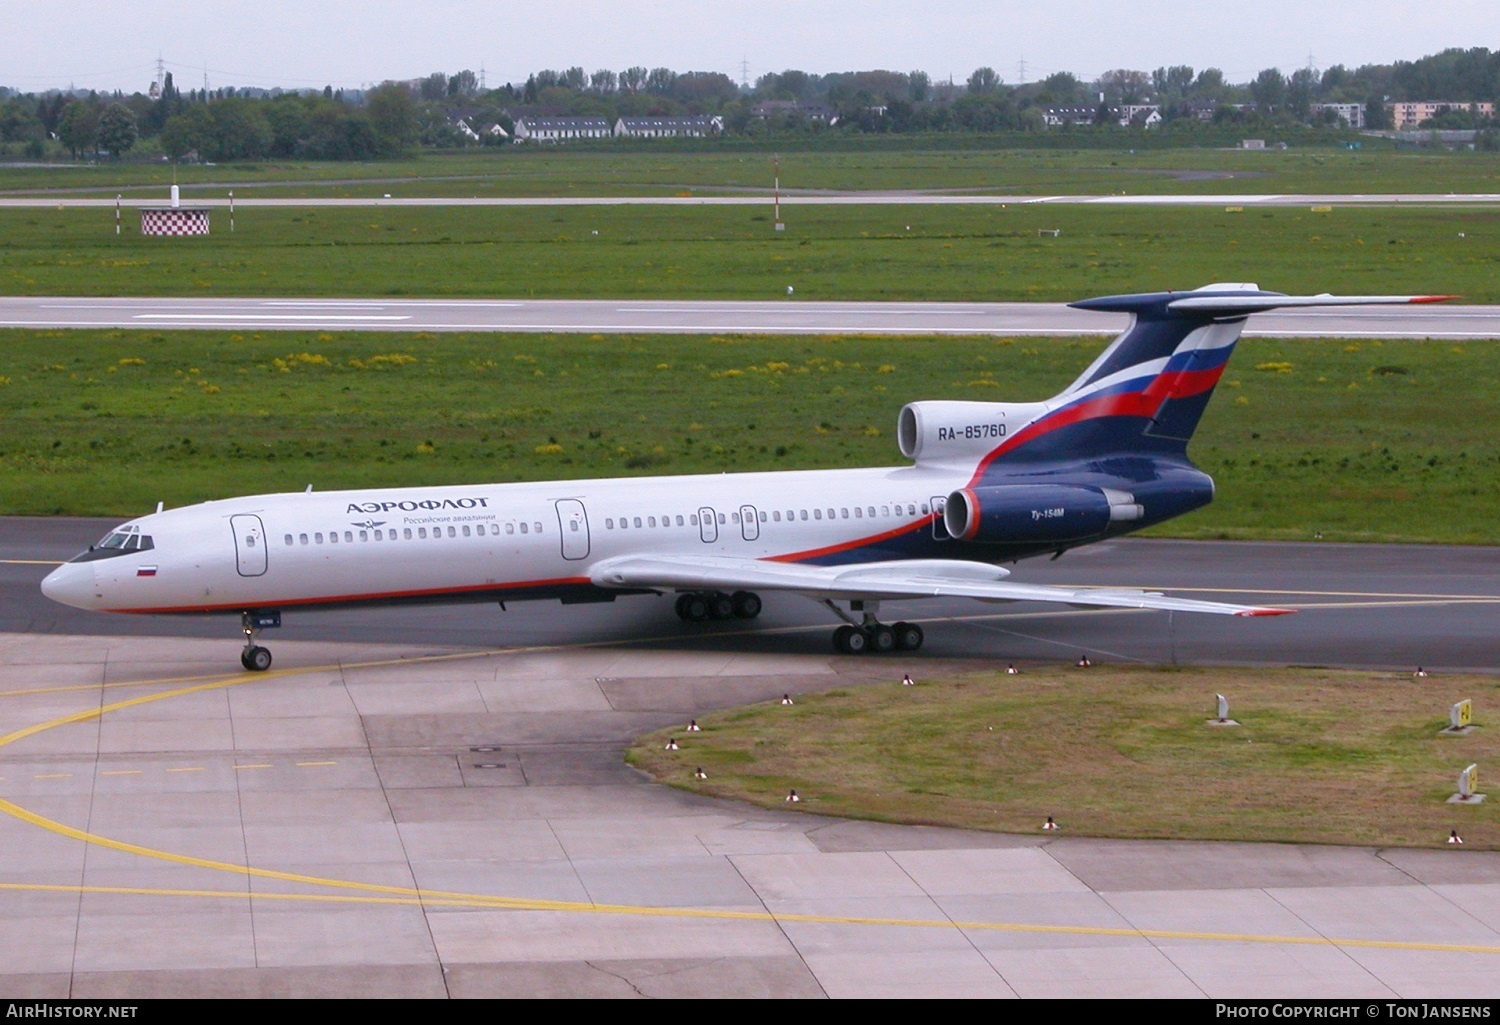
[140,209,211,236]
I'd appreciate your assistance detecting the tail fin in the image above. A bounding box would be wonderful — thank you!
[998,284,1452,462]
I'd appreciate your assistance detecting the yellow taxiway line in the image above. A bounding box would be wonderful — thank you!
[3,646,1500,955]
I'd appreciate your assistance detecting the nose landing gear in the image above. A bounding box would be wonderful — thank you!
[239,610,280,672]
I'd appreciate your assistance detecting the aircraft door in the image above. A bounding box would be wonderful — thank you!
[555,499,590,560]
[230,514,268,577]
[930,495,951,540]
[698,507,718,543]
[739,505,760,541]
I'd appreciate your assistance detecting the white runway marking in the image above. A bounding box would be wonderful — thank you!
[133,314,412,322]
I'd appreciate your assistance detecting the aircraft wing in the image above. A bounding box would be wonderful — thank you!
[588,554,1292,617]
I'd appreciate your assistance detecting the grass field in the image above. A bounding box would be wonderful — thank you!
[1,328,1494,544]
[628,664,1500,849]
[2,203,1495,302]
[6,145,1500,198]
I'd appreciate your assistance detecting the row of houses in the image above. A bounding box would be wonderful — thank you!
[460,99,1498,143]
[1042,100,1494,131]
[452,114,724,143]
[503,115,723,142]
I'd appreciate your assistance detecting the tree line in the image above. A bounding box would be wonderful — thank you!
[3,46,1497,162]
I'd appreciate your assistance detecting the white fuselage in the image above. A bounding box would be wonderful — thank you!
[44,463,974,614]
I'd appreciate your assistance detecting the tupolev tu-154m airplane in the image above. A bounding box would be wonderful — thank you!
[42,285,1450,671]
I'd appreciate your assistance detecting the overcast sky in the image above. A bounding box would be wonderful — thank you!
[9,1,1500,94]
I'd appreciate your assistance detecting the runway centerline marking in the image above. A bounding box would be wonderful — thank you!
[2,645,1498,955]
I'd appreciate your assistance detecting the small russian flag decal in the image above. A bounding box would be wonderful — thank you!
[137,566,158,577]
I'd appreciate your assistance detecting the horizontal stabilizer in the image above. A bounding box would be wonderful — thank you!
[1164,293,1458,315]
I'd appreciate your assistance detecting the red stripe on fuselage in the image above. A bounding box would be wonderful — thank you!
[110,575,594,615]
[765,517,936,563]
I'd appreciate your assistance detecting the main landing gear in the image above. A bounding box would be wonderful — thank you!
[824,600,923,655]
[675,590,763,622]
[239,610,281,672]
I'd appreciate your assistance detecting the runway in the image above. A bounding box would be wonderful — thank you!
[3,192,1499,208]
[1,295,1497,338]
[4,517,1500,997]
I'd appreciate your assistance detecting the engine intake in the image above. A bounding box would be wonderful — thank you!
[898,400,1047,465]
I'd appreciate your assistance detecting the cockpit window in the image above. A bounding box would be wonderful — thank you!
[69,528,155,563]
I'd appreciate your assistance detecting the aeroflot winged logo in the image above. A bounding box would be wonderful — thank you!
[346,497,491,514]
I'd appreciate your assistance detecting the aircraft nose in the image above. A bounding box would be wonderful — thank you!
[41,561,98,610]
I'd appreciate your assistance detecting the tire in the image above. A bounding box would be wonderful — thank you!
[682,595,710,622]
[709,593,735,620]
[893,622,925,651]
[245,646,272,672]
[868,625,896,653]
[731,591,762,619]
[834,625,868,655]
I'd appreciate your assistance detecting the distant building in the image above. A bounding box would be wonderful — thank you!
[750,100,839,125]
[1119,104,1161,127]
[614,116,722,139]
[1386,101,1494,130]
[1040,104,1156,128]
[1311,103,1365,129]
[512,116,613,143]
[1041,105,1106,127]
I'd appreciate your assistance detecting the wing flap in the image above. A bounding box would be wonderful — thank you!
[589,555,1292,617]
